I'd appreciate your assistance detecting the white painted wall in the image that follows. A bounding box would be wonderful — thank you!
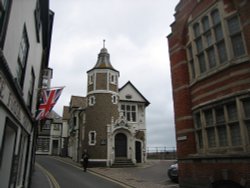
[0,0,50,187]
[119,84,146,103]
[3,0,43,116]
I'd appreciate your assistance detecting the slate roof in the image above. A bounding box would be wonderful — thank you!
[70,96,87,109]
[87,47,119,73]
[47,110,62,123]
[62,106,70,120]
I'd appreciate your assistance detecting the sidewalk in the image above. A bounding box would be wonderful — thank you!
[52,156,179,188]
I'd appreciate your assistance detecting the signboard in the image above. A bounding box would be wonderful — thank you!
[0,71,32,133]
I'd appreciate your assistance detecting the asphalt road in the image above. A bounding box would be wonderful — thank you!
[35,155,124,188]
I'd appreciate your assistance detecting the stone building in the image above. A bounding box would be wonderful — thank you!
[67,96,87,162]
[65,46,150,167]
[0,0,54,187]
[168,0,250,187]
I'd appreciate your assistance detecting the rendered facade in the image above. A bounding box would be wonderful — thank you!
[36,111,63,156]
[0,0,54,187]
[168,0,250,187]
[67,96,87,162]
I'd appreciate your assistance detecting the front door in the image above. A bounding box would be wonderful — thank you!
[0,120,17,188]
[52,140,59,155]
[135,141,142,163]
[115,133,127,158]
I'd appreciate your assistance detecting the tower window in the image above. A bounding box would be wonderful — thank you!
[110,74,117,84]
[111,95,118,104]
[88,74,94,85]
[88,96,96,106]
[88,131,96,145]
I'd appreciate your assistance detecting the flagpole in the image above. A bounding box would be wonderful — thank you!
[36,86,65,91]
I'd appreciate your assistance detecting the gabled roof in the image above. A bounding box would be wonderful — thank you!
[62,106,70,120]
[47,110,62,122]
[69,96,87,109]
[119,81,150,106]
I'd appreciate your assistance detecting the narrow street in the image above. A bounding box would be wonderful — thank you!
[32,155,124,188]
[31,155,179,188]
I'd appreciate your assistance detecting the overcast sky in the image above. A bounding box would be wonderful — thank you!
[49,0,179,148]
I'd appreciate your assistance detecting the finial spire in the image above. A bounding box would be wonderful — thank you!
[103,39,106,48]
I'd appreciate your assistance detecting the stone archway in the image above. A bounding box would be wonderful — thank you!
[115,133,127,158]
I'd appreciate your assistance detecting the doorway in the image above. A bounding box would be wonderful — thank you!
[52,140,59,155]
[115,133,127,158]
[0,120,17,188]
[135,141,142,163]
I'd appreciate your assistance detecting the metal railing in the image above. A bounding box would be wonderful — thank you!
[146,147,177,160]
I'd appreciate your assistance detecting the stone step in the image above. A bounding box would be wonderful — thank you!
[112,159,135,168]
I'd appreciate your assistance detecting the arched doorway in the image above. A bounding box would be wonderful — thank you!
[115,133,127,158]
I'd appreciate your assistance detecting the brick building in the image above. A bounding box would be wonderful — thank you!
[168,0,250,187]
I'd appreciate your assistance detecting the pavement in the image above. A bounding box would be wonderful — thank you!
[31,156,179,188]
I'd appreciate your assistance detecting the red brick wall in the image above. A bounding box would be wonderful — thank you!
[191,62,250,107]
[168,0,250,187]
[169,1,196,159]
[179,160,250,187]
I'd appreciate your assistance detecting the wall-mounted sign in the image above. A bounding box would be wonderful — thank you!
[177,135,187,141]
[0,71,32,132]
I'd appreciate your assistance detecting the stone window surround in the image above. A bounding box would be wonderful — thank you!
[193,96,250,154]
[88,95,96,106]
[88,131,96,146]
[111,94,118,104]
[186,3,247,83]
[120,103,137,123]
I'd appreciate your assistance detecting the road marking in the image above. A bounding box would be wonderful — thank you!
[35,162,60,188]
[51,156,134,188]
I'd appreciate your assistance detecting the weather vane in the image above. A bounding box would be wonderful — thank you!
[103,39,106,48]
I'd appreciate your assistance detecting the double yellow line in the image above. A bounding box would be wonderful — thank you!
[35,163,60,188]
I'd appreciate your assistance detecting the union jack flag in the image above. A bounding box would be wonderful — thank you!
[36,87,63,120]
